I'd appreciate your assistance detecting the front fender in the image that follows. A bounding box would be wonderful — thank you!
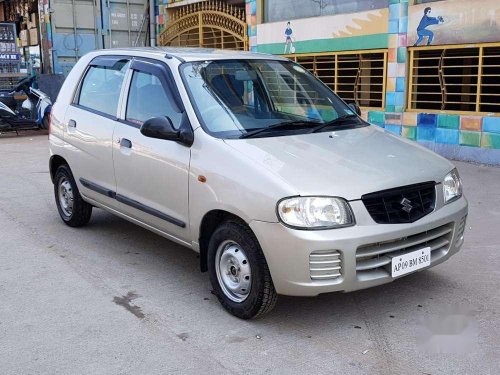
[188,132,295,246]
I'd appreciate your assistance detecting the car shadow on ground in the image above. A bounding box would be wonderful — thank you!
[82,208,457,325]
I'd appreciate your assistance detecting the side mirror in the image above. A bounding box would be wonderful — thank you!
[348,103,362,116]
[140,116,180,141]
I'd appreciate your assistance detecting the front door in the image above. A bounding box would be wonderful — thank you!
[112,59,191,242]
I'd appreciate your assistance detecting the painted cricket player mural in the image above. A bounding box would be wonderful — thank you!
[414,7,444,46]
[284,21,295,53]
[409,0,499,46]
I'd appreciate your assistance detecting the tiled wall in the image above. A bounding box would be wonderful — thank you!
[369,0,500,165]
[385,0,408,114]
[366,111,500,163]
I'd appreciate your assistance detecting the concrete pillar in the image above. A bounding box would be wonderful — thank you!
[246,0,258,51]
[380,0,410,135]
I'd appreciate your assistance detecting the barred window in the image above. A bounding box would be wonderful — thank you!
[285,50,387,109]
[408,44,500,113]
[255,61,337,120]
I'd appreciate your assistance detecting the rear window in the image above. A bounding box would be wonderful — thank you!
[77,60,129,117]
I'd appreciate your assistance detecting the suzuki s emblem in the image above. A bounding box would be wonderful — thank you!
[400,198,413,213]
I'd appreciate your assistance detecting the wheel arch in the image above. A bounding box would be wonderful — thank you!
[49,154,69,183]
[198,209,249,272]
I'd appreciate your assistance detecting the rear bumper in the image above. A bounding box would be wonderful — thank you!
[250,196,468,296]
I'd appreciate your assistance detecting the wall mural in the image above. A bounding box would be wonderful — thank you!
[413,6,444,46]
[257,8,389,54]
[408,0,500,46]
[284,21,295,53]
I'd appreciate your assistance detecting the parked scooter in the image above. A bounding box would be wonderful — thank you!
[0,76,52,133]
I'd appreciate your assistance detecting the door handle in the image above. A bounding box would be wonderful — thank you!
[120,138,132,148]
[68,119,77,128]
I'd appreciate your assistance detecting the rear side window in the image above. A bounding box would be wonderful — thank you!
[126,70,182,127]
[77,60,129,117]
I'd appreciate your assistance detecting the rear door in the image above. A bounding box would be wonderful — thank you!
[112,58,191,242]
[63,55,129,206]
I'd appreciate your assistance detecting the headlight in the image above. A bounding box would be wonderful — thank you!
[443,168,462,204]
[277,196,354,229]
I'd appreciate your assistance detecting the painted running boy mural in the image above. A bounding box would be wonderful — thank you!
[414,7,444,46]
[284,21,295,53]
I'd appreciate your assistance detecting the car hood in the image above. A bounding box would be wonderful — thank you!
[223,126,453,200]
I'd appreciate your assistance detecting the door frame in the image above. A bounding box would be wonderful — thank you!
[117,57,186,125]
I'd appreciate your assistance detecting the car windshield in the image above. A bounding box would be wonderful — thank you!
[180,59,364,139]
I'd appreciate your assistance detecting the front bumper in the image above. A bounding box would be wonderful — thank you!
[250,196,468,296]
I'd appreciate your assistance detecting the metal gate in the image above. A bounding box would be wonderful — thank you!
[158,1,247,51]
[49,0,148,75]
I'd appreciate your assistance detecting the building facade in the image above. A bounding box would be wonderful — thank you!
[157,0,500,165]
[0,0,151,77]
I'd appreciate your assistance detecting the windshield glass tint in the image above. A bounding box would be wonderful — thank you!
[180,59,360,138]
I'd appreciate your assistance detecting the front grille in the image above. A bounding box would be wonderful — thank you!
[356,223,453,276]
[309,250,341,280]
[362,182,436,224]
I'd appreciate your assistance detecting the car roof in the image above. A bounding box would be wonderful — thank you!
[93,47,289,62]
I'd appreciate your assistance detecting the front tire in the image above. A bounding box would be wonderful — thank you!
[54,165,92,227]
[208,221,277,319]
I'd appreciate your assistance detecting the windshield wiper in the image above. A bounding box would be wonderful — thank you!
[310,114,359,133]
[239,120,320,139]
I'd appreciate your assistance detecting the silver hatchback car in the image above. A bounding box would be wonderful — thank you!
[49,48,468,319]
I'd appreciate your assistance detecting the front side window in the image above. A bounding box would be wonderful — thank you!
[78,60,129,116]
[125,70,182,127]
[180,59,364,139]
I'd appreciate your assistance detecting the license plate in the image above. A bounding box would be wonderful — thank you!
[391,247,431,278]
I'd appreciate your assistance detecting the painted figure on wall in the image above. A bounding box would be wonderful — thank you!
[414,7,444,46]
[284,21,295,53]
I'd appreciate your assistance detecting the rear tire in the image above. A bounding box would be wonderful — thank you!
[54,164,92,227]
[208,221,277,319]
[42,114,49,130]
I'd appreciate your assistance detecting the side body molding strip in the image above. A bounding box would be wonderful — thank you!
[80,178,116,198]
[115,194,186,228]
[78,178,186,228]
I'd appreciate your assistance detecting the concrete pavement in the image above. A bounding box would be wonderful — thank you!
[1,133,499,374]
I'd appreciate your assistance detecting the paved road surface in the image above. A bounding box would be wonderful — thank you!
[1,133,499,374]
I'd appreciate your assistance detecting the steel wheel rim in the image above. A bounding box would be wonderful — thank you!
[58,178,74,217]
[215,240,251,303]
